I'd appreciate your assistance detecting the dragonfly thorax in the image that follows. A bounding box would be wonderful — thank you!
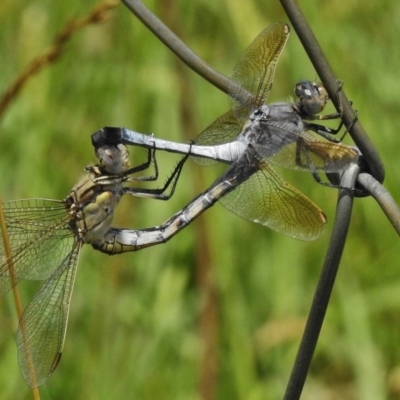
[67,167,123,245]
[248,105,271,123]
[68,171,109,206]
[240,105,271,143]
[74,191,120,245]
[238,101,310,159]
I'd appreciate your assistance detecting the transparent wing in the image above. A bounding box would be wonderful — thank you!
[229,23,290,111]
[252,123,359,172]
[0,199,73,296]
[194,110,242,166]
[16,239,81,388]
[219,155,326,241]
[194,23,290,163]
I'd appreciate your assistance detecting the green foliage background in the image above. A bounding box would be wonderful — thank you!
[1,1,400,399]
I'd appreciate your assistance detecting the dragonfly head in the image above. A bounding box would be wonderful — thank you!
[295,81,329,116]
[96,144,131,175]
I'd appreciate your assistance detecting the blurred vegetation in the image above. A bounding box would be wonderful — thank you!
[1,0,400,399]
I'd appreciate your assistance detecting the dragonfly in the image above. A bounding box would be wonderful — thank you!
[0,143,188,387]
[91,23,359,242]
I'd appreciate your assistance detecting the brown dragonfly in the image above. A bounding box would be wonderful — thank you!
[0,144,188,387]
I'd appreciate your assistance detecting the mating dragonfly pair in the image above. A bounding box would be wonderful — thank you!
[0,23,359,387]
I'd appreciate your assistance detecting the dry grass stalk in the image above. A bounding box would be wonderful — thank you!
[0,0,119,121]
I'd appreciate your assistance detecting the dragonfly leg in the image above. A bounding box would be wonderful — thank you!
[309,112,359,143]
[87,142,160,182]
[311,80,358,142]
[306,109,358,143]
[305,121,344,142]
[124,144,159,181]
[122,142,192,200]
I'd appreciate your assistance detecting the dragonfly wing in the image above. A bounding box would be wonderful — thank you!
[229,23,290,110]
[194,109,242,166]
[194,23,290,165]
[16,239,81,388]
[219,155,326,241]
[0,199,72,296]
[253,122,359,172]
